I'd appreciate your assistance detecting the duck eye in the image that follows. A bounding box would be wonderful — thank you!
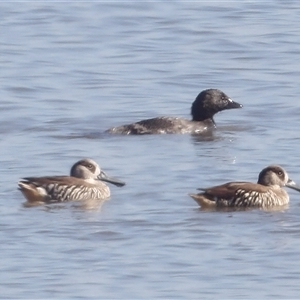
[277,171,283,176]
[87,164,93,169]
[221,96,227,103]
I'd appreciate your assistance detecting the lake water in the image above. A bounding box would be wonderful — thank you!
[2,1,300,298]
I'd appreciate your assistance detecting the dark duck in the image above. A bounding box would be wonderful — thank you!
[107,89,242,135]
[190,165,300,209]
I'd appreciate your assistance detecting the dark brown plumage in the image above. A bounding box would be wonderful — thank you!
[189,165,300,208]
[107,89,242,135]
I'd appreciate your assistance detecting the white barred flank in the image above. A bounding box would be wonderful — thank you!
[44,183,110,202]
[216,189,289,208]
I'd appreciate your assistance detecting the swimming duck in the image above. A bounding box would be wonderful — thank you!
[107,89,242,135]
[18,158,125,204]
[189,165,300,208]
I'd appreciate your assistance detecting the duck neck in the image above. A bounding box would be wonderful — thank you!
[191,104,216,123]
[192,114,215,126]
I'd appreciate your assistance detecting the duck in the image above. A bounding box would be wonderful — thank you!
[18,158,125,204]
[107,89,242,135]
[189,165,300,208]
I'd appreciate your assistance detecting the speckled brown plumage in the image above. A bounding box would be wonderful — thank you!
[107,89,242,135]
[18,158,125,204]
[189,165,300,208]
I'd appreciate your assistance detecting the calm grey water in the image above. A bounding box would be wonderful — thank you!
[2,1,300,298]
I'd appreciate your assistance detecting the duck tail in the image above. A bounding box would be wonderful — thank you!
[18,181,45,203]
[189,193,216,208]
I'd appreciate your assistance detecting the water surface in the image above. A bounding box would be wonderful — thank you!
[2,2,300,298]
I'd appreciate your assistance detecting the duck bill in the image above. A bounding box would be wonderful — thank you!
[285,179,300,192]
[97,170,125,187]
[226,98,243,110]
